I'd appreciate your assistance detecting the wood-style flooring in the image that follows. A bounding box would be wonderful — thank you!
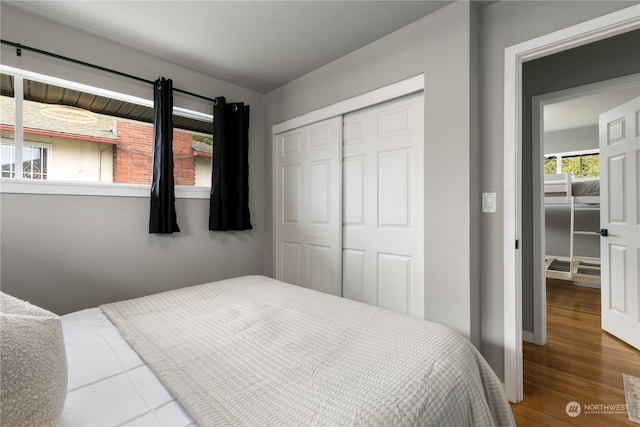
[510,279,640,426]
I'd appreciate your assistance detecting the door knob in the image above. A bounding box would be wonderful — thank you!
[600,229,608,237]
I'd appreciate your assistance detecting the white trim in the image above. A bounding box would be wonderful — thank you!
[272,74,424,135]
[0,179,210,199]
[531,93,546,348]
[544,148,600,159]
[503,4,640,404]
[14,74,24,179]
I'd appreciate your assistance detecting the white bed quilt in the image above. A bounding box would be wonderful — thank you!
[101,275,515,427]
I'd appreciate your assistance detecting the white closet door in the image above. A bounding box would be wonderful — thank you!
[342,92,424,318]
[275,117,342,296]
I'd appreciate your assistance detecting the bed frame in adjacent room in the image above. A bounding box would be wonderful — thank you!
[544,173,601,286]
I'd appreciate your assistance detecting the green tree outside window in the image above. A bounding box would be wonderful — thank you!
[561,154,600,178]
[544,157,557,175]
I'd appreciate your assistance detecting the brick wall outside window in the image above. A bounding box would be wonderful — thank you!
[113,120,196,185]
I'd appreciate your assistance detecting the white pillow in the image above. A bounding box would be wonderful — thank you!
[0,292,68,427]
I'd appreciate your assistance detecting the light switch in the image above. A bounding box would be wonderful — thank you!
[482,192,497,213]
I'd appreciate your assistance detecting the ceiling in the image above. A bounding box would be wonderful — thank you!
[3,1,453,94]
[544,85,640,133]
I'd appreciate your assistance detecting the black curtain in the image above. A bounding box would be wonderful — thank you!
[149,77,180,234]
[209,96,252,231]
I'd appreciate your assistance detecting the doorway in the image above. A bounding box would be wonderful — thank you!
[502,7,640,403]
[530,76,640,346]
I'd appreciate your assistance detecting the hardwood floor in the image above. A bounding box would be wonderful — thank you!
[510,279,640,426]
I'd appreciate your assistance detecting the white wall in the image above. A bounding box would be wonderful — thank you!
[265,2,478,344]
[0,5,266,314]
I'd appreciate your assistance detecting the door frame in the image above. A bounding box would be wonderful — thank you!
[530,74,640,347]
[272,74,424,276]
[503,5,640,403]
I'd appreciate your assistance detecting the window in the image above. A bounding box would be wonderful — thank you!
[560,153,599,178]
[543,156,557,175]
[544,150,600,178]
[0,67,213,191]
[2,142,50,179]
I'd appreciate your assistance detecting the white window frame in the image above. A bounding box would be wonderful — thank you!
[0,65,213,199]
[1,140,52,180]
[544,148,600,176]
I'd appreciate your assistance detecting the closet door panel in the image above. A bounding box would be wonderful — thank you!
[343,156,365,225]
[378,149,411,227]
[378,253,411,314]
[281,242,301,285]
[342,92,424,318]
[275,117,342,296]
[342,249,365,302]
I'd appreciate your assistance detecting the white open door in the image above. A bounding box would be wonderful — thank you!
[274,117,342,296]
[599,96,640,350]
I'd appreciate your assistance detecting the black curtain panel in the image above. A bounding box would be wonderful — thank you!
[149,77,180,234]
[209,96,252,231]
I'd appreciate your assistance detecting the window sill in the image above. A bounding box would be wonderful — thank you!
[0,179,210,199]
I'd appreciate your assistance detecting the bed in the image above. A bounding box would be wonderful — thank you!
[544,173,601,283]
[544,173,600,204]
[2,275,515,427]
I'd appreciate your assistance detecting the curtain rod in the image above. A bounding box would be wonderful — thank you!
[0,39,217,104]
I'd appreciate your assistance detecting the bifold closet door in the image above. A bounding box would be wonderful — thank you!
[342,92,425,318]
[275,117,342,296]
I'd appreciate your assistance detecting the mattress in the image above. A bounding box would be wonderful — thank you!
[572,177,600,197]
[59,308,196,426]
[99,275,515,427]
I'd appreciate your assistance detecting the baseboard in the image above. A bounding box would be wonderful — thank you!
[574,281,601,289]
[522,330,535,343]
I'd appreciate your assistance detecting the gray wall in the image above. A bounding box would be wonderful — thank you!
[544,126,598,154]
[264,1,478,344]
[478,0,636,378]
[0,6,266,314]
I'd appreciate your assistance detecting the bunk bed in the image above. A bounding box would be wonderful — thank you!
[544,173,601,285]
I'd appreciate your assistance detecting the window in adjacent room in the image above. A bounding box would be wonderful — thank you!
[560,152,600,178]
[543,156,557,175]
[543,149,600,178]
